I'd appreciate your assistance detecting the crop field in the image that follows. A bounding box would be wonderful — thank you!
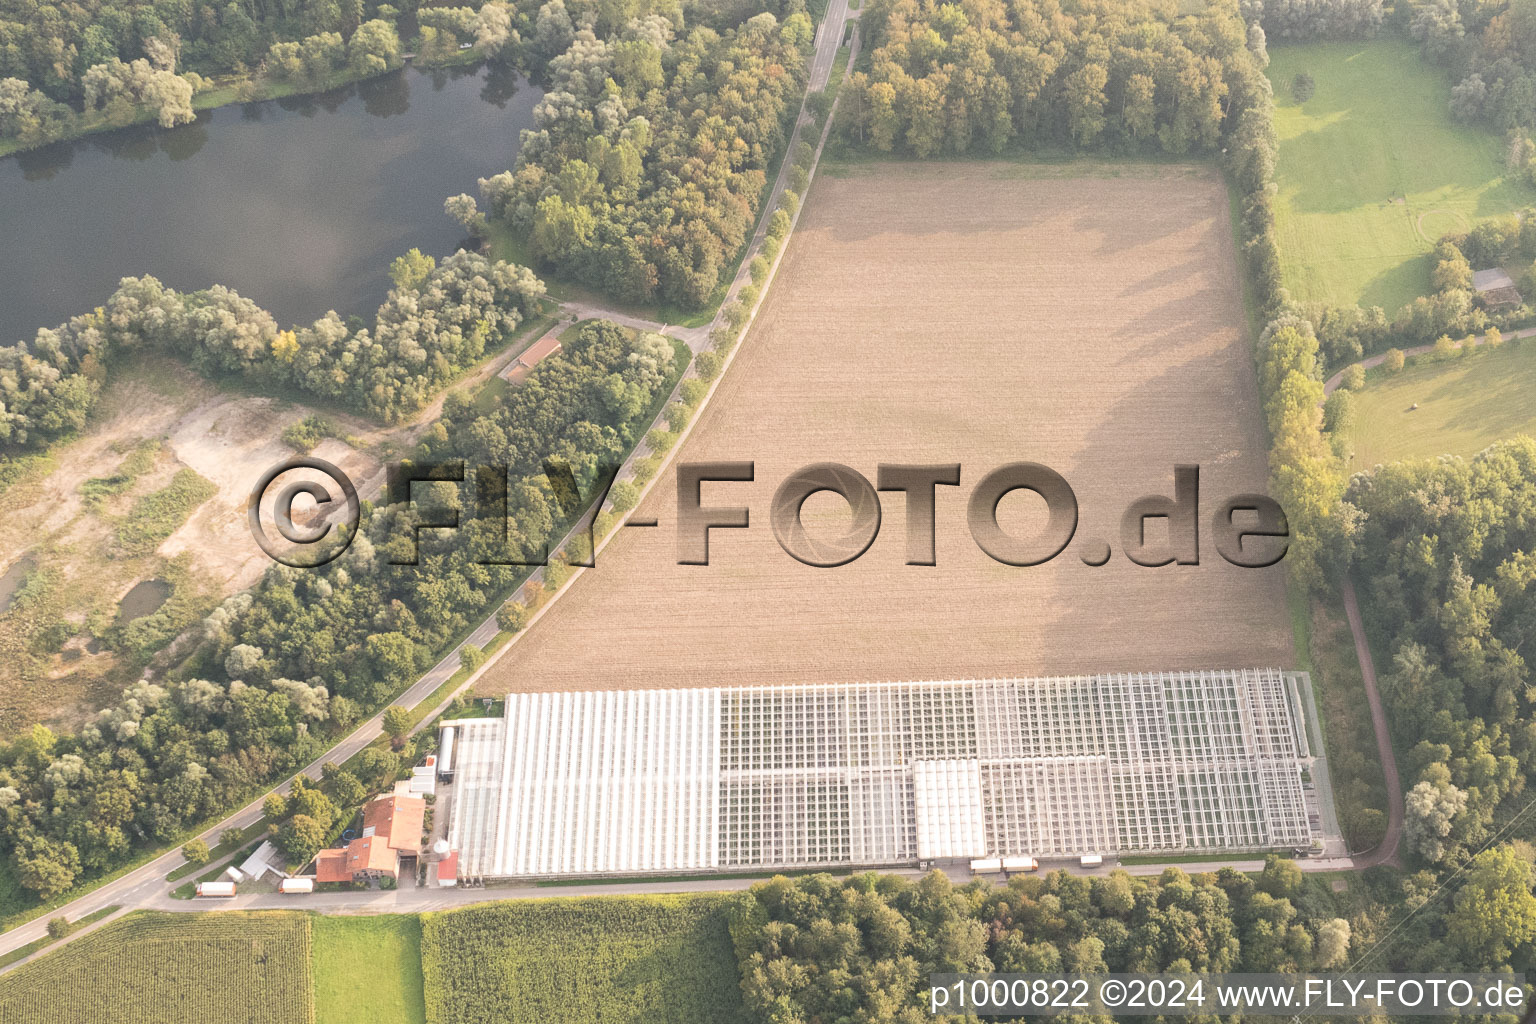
[477,161,1292,694]
[312,914,425,1024]
[0,911,313,1024]
[1266,39,1536,313]
[1341,342,1536,468]
[419,895,743,1024]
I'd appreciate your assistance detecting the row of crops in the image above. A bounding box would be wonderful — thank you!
[0,896,748,1024]
[419,895,746,1024]
[0,912,313,1024]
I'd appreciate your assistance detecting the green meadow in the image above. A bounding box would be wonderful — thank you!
[1266,39,1536,313]
[1341,341,1536,468]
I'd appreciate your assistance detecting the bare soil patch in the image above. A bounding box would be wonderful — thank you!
[478,162,1293,694]
[0,355,381,735]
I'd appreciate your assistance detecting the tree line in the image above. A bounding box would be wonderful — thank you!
[0,249,544,461]
[475,1,811,306]
[834,0,1251,157]
[0,316,681,899]
[727,857,1534,1021]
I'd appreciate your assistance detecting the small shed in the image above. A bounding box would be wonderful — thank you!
[238,840,286,883]
[436,851,459,887]
[502,334,563,383]
[1472,267,1522,309]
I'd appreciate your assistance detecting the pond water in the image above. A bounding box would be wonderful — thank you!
[0,64,542,345]
[116,578,173,623]
[0,556,36,614]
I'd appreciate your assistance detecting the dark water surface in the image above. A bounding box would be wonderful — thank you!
[116,578,173,623]
[0,64,541,344]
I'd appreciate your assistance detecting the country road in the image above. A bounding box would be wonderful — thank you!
[1321,325,1536,396]
[0,0,858,970]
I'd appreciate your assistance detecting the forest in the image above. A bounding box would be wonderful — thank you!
[835,0,1248,157]
[1344,439,1536,872]
[476,2,811,305]
[728,859,1532,1022]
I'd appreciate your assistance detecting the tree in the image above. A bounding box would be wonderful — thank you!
[14,833,81,898]
[1315,917,1351,968]
[330,770,366,808]
[444,193,487,236]
[277,814,327,864]
[1404,776,1467,862]
[348,19,401,74]
[1291,72,1315,103]
[224,643,264,680]
[46,917,71,939]
[389,248,435,292]
[1258,854,1303,897]
[1383,347,1405,372]
[1447,846,1536,967]
[382,705,412,747]
[1066,63,1109,146]
[474,2,516,57]
[460,644,488,673]
[220,827,244,847]
[181,839,210,865]
[497,601,529,633]
[1340,364,1366,390]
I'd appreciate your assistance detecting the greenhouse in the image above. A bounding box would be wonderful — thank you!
[443,669,1321,880]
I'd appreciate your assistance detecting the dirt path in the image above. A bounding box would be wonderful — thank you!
[1339,577,1403,867]
[1322,325,1536,396]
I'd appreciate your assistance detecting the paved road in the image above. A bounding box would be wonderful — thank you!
[1339,577,1404,867]
[1322,325,1536,396]
[555,300,713,352]
[0,0,858,969]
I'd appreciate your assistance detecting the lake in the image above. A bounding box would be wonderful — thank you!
[0,64,542,346]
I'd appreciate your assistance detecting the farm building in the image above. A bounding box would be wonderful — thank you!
[314,793,426,883]
[441,669,1328,880]
[501,332,562,383]
[1472,267,1522,309]
[236,840,286,883]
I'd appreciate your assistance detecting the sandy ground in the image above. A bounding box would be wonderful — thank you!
[0,356,382,733]
[476,162,1295,694]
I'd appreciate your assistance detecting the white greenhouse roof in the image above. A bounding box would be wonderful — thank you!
[444,669,1319,879]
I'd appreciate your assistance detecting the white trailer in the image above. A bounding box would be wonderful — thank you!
[437,725,456,782]
[1001,855,1038,873]
[1079,854,1104,868]
[969,857,1003,874]
[278,878,314,894]
[196,881,237,898]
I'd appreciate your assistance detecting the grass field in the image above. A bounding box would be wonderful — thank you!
[0,912,312,1024]
[476,161,1292,694]
[419,895,744,1024]
[312,914,425,1024]
[1266,39,1536,313]
[1305,599,1389,851]
[1340,342,1536,467]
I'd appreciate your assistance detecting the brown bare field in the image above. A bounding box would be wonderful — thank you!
[479,161,1291,692]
